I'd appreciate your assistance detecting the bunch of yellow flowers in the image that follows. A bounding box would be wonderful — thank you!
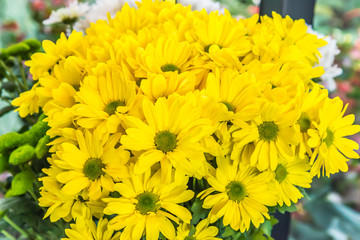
[11,0,360,239]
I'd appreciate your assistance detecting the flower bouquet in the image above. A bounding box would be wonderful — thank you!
[0,0,359,239]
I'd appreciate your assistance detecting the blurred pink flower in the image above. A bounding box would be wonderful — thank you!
[248,5,259,14]
[31,0,46,11]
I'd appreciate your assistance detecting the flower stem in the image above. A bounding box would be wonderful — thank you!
[3,215,30,239]
[1,229,16,240]
[17,56,28,91]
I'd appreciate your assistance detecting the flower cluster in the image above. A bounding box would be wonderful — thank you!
[12,0,360,239]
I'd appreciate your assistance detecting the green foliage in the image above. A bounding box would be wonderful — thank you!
[35,135,50,159]
[9,145,35,165]
[5,171,35,197]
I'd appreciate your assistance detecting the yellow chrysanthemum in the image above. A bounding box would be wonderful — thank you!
[198,157,277,232]
[121,95,213,179]
[12,83,40,117]
[25,31,86,80]
[174,219,221,240]
[308,97,360,177]
[231,102,299,171]
[269,156,312,206]
[103,166,194,240]
[187,10,251,69]
[39,160,106,222]
[74,62,137,135]
[204,69,261,122]
[53,130,129,200]
[294,83,327,158]
[63,217,120,240]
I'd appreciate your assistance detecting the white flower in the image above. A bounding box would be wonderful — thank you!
[74,0,137,32]
[308,26,342,92]
[43,0,90,25]
[177,0,225,14]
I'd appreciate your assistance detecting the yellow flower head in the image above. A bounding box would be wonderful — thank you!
[103,166,194,240]
[121,95,213,179]
[54,130,129,200]
[198,157,277,232]
[308,97,360,177]
[232,102,299,171]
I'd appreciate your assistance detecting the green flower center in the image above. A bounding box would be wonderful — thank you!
[154,130,177,153]
[258,121,279,141]
[324,128,334,147]
[104,100,126,115]
[226,181,246,203]
[297,112,311,133]
[185,237,196,240]
[161,64,181,73]
[83,158,105,181]
[275,164,288,183]
[204,44,222,53]
[221,101,235,112]
[136,192,160,215]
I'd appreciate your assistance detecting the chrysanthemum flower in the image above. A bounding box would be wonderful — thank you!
[63,217,120,240]
[39,160,106,222]
[74,62,137,135]
[54,130,129,200]
[12,83,40,117]
[25,31,86,80]
[103,166,194,240]
[232,102,299,171]
[308,97,360,177]
[199,157,277,232]
[270,156,312,206]
[187,10,251,69]
[204,69,261,122]
[294,83,327,158]
[174,219,221,240]
[121,95,213,179]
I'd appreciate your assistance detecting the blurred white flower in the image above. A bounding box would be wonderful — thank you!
[178,0,225,13]
[43,0,90,26]
[74,0,137,32]
[308,26,342,92]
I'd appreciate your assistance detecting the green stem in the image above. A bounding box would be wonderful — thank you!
[1,230,16,240]
[28,189,38,203]
[3,215,30,239]
[0,60,22,95]
[17,56,28,91]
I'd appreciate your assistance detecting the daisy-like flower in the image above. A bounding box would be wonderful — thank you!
[74,0,137,32]
[231,102,299,171]
[308,97,360,177]
[43,0,90,26]
[12,83,40,117]
[307,26,342,92]
[174,219,221,240]
[135,37,200,79]
[198,157,277,232]
[187,10,251,69]
[270,156,312,206]
[294,83,327,158]
[74,62,137,135]
[204,68,261,123]
[120,95,213,179]
[63,217,120,240]
[39,160,106,222]
[54,130,129,200]
[24,30,86,80]
[103,166,194,240]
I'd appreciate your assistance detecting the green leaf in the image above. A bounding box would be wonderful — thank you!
[190,198,210,224]
[297,187,310,200]
[5,171,34,197]
[277,202,297,214]
[0,197,22,212]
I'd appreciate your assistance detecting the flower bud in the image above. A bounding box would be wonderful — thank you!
[9,144,35,165]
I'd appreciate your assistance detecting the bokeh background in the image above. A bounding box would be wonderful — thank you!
[1,0,360,239]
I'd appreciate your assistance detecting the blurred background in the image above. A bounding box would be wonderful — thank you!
[1,0,360,239]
